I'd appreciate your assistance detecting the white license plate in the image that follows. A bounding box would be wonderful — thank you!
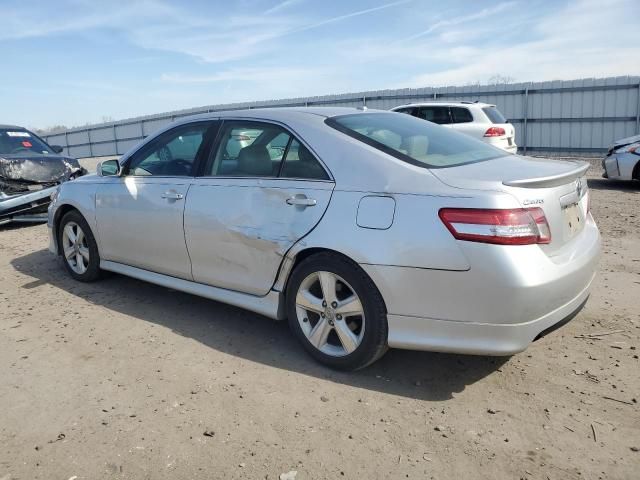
[563,203,583,238]
[27,185,43,191]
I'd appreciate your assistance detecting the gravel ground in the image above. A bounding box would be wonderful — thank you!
[0,160,638,480]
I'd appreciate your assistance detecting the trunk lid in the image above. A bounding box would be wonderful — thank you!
[431,155,590,255]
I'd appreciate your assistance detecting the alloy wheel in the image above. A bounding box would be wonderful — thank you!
[295,271,365,357]
[62,221,90,275]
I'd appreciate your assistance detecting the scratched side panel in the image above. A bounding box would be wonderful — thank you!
[184,177,333,296]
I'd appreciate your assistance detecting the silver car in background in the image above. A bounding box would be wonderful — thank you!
[602,133,640,181]
[47,108,600,370]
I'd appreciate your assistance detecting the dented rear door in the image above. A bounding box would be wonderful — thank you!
[184,177,333,296]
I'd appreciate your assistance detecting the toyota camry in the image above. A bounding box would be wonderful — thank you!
[48,108,600,370]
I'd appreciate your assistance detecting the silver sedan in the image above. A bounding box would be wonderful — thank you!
[48,108,600,370]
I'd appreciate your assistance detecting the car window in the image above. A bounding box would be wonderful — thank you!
[208,122,292,177]
[482,106,507,124]
[415,106,451,124]
[127,123,211,176]
[280,139,329,180]
[326,112,504,169]
[394,107,414,116]
[450,107,474,124]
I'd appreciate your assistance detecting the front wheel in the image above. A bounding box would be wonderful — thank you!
[58,210,103,282]
[286,252,388,370]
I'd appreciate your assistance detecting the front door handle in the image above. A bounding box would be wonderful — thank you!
[161,191,184,200]
[286,195,317,207]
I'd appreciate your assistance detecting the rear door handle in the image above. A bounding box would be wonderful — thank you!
[161,191,184,200]
[286,195,317,207]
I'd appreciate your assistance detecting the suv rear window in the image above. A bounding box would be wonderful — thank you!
[481,106,507,124]
[327,113,503,169]
[450,107,473,124]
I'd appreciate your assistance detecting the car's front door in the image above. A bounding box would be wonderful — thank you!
[96,121,217,279]
[184,120,334,296]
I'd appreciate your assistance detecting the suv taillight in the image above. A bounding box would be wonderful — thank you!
[484,127,506,137]
[439,208,551,245]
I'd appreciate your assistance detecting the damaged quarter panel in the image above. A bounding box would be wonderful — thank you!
[184,177,334,296]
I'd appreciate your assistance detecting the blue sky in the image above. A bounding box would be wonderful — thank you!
[1,0,638,129]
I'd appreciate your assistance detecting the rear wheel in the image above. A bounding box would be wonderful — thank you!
[286,252,388,370]
[58,210,102,282]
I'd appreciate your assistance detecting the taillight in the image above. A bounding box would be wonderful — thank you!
[439,208,551,245]
[484,127,506,137]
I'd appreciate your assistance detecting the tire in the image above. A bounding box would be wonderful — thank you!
[58,210,103,282]
[286,252,388,370]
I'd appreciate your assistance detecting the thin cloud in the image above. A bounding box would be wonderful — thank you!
[401,1,517,42]
[264,0,304,15]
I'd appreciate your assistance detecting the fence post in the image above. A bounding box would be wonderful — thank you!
[523,87,529,154]
[112,124,117,156]
[362,96,366,107]
[87,129,93,157]
[636,82,640,134]
[64,131,69,156]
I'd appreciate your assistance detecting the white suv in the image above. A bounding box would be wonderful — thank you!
[391,102,517,154]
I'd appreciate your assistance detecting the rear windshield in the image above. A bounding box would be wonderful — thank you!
[326,112,506,169]
[0,129,53,155]
[481,106,507,124]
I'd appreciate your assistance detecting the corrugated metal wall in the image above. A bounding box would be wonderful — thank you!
[43,76,640,158]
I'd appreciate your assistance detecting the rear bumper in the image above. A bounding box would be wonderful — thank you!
[385,276,592,355]
[363,215,600,355]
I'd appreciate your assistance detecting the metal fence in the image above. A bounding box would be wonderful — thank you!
[43,76,640,158]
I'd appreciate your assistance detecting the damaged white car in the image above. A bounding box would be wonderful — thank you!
[0,125,86,225]
[602,133,640,181]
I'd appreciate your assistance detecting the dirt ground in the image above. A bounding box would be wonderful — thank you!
[1,161,638,480]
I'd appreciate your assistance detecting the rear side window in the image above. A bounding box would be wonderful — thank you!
[450,107,473,124]
[415,106,450,124]
[280,139,329,180]
[482,106,507,124]
[326,112,504,169]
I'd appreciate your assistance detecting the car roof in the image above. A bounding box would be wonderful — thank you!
[173,106,389,124]
[392,101,495,109]
[0,124,27,130]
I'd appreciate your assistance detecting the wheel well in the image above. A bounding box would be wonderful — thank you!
[53,204,79,253]
[280,247,387,312]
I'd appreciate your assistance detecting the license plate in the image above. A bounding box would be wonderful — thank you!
[27,185,43,191]
[563,203,583,238]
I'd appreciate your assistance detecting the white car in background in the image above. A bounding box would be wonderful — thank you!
[391,102,517,154]
[602,133,640,181]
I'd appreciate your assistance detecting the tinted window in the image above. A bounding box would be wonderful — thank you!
[127,123,211,176]
[0,129,53,155]
[326,113,504,169]
[482,106,507,124]
[208,122,291,177]
[415,106,450,124]
[450,107,473,124]
[280,139,329,180]
[394,107,415,115]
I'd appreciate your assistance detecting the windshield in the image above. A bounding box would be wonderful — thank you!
[326,112,506,168]
[0,129,54,155]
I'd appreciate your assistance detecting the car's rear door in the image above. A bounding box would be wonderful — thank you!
[95,121,218,279]
[184,120,334,296]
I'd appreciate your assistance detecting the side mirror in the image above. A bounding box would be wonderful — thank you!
[51,145,64,154]
[98,159,120,176]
